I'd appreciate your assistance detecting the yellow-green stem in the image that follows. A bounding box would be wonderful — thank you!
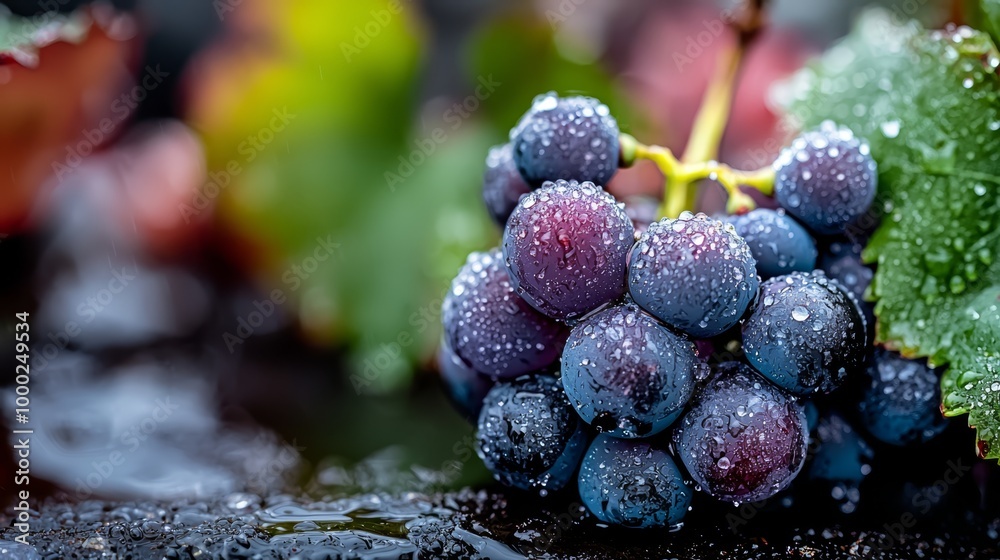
[682,46,743,164]
[631,2,777,218]
[653,42,745,217]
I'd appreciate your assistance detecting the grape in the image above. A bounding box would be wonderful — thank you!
[442,249,568,378]
[482,143,533,227]
[476,374,589,492]
[727,208,817,279]
[623,195,660,236]
[0,540,39,560]
[628,212,759,338]
[510,92,620,186]
[857,349,948,446]
[673,362,808,503]
[741,271,867,395]
[818,238,875,332]
[808,412,873,484]
[803,400,820,431]
[577,434,692,528]
[503,180,634,321]
[806,412,873,514]
[560,303,700,438]
[773,121,878,235]
[436,338,494,421]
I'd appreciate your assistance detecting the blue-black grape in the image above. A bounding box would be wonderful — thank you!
[476,374,589,492]
[560,303,700,438]
[773,121,877,235]
[442,249,568,378]
[741,271,867,395]
[727,208,817,279]
[0,540,39,560]
[503,180,634,321]
[510,92,620,186]
[806,412,873,514]
[819,238,875,332]
[482,143,533,227]
[628,212,759,338]
[857,349,947,446]
[808,412,873,484]
[437,338,494,421]
[673,362,808,503]
[577,434,692,528]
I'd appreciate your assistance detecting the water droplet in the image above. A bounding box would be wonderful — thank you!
[791,306,810,321]
[880,120,900,138]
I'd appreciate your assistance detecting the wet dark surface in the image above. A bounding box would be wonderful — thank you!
[3,487,999,559]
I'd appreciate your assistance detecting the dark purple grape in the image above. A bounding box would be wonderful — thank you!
[442,249,568,378]
[741,271,867,395]
[503,180,633,321]
[773,121,878,235]
[476,374,589,493]
[437,338,494,421]
[727,208,817,279]
[510,92,620,186]
[858,349,948,446]
[561,303,700,438]
[628,212,759,338]
[482,143,533,227]
[673,362,808,503]
[578,434,692,528]
[819,238,875,332]
[623,195,660,236]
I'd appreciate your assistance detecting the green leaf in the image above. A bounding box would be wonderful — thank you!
[785,10,1000,458]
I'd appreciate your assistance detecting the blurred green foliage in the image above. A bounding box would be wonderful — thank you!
[976,0,1000,42]
[195,0,627,392]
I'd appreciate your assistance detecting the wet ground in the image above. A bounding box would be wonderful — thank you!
[2,487,998,559]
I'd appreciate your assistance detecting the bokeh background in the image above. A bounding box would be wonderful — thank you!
[0,0,958,502]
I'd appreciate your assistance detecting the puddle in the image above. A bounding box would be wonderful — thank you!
[256,494,528,560]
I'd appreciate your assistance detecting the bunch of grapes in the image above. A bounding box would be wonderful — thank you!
[439,92,947,529]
